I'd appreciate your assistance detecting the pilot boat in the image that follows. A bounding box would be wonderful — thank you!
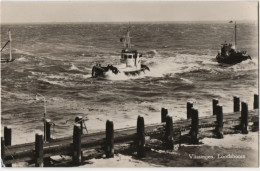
[216,21,251,65]
[92,27,149,78]
[1,30,15,63]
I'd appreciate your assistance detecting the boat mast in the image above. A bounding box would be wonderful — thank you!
[124,26,131,50]
[8,30,12,61]
[234,21,236,49]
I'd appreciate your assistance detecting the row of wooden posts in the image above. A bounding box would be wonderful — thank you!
[1,94,258,167]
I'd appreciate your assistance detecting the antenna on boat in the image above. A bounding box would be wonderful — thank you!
[234,21,236,50]
[125,24,131,49]
[120,23,132,50]
[8,30,12,61]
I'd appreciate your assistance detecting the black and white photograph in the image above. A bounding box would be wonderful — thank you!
[0,0,259,168]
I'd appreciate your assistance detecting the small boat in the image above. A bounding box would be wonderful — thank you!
[1,30,15,63]
[92,26,150,78]
[216,21,251,65]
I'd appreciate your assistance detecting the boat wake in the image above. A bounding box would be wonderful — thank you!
[99,53,216,81]
[229,58,257,71]
[106,70,151,80]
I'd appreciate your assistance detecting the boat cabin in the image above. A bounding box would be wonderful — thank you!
[119,26,142,70]
[121,49,142,69]
[220,42,236,57]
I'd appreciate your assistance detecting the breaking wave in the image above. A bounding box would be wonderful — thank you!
[101,53,220,81]
[16,56,29,62]
[145,49,159,58]
[69,63,86,72]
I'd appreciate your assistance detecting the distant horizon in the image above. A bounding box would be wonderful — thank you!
[1,19,258,25]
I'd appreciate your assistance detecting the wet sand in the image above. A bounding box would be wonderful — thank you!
[81,131,258,167]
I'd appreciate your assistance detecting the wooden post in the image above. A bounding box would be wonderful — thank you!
[187,102,193,119]
[190,108,199,144]
[4,127,12,167]
[215,105,224,138]
[254,94,258,109]
[1,137,5,167]
[44,119,51,141]
[165,115,174,149]
[35,134,43,167]
[137,116,144,135]
[179,130,181,149]
[72,124,82,165]
[241,102,248,134]
[234,96,240,112]
[4,126,11,146]
[105,120,114,158]
[161,108,168,123]
[212,99,219,115]
[137,116,145,158]
[43,119,52,166]
[75,116,83,135]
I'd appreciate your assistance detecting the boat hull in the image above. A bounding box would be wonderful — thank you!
[216,53,251,65]
[92,64,150,78]
[1,59,15,63]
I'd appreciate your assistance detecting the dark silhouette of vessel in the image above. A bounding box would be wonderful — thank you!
[216,21,251,65]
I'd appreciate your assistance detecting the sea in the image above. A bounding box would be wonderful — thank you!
[1,21,258,144]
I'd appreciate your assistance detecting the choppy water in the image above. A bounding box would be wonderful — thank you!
[1,22,258,144]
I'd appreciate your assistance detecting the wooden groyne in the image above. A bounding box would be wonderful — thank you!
[1,94,259,167]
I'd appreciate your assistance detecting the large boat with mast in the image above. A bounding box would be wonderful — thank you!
[91,26,149,78]
[216,21,251,65]
[1,30,15,63]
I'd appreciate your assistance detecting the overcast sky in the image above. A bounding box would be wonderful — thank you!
[0,1,258,23]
